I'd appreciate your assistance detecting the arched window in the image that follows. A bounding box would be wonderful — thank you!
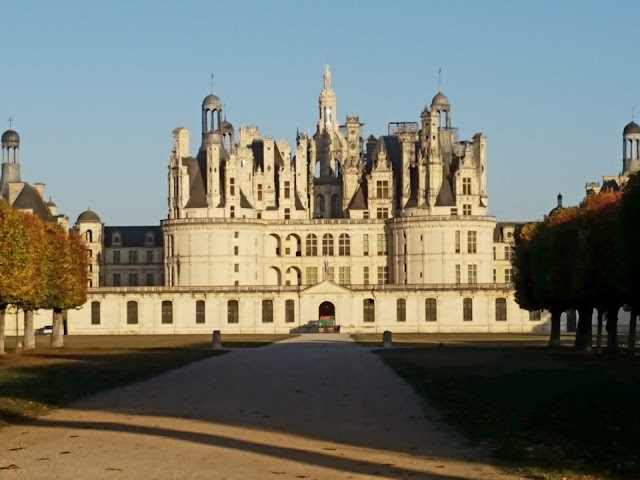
[322,234,334,256]
[127,301,138,325]
[305,234,318,256]
[91,301,100,325]
[363,298,375,323]
[262,299,274,323]
[86,230,93,243]
[285,299,295,323]
[495,298,507,321]
[396,298,406,322]
[331,194,341,217]
[228,300,239,324]
[338,233,350,256]
[463,298,473,322]
[161,300,173,324]
[316,194,325,215]
[196,300,205,324]
[425,298,437,322]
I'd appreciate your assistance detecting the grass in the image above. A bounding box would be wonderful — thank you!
[0,334,292,427]
[370,342,640,480]
[352,332,576,347]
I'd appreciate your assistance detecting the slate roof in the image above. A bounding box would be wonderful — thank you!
[12,184,54,222]
[104,226,163,248]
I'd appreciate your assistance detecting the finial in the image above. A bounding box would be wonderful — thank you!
[438,67,442,91]
[8,116,13,129]
[210,73,214,94]
[633,106,635,122]
[557,193,563,208]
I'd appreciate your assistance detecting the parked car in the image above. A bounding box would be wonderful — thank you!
[35,326,53,335]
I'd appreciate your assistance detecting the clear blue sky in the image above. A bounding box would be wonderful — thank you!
[1,0,638,225]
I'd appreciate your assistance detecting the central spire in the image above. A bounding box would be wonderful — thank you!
[323,64,332,92]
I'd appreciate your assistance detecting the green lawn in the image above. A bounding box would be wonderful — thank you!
[0,334,292,427]
[374,345,640,480]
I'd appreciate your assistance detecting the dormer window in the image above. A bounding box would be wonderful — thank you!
[112,233,121,245]
[145,232,154,246]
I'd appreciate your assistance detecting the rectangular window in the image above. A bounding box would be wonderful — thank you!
[146,273,154,286]
[227,300,239,323]
[284,208,290,220]
[493,269,497,283]
[306,234,318,256]
[363,211,370,219]
[363,266,369,285]
[230,206,235,218]
[493,246,496,260]
[127,301,138,325]
[376,207,389,219]
[376,180,389,198]
[113,273,121,287]
[462,177,472,195]
[234,246,239,255]
[467,231,477,254]
[146,250,154,264]
[327,266,334,282]
[262,299,274,323]
[234,264,239,273]
[161,300,173,324]
[468,264,477,284]
[285,299,295,323]
[363,234,369,256]
[463,204,472,216]
[91,301,101,325]
[234,231,239,238]
[495,298,507,321]
[529,310,541,321]
[338,234,350,256]
[129,251,138,264]
[450,207,458,216]
[322,234,334,255]
[463,298,473,321]
[397,299,406,322]
[505,268,514,283]
[455,230,461,253]
[284,181,290,199]
[505,246,514,261]
[377,234,387,255]
[196,300,205,324]
[257,184,263,201]
[377,266,389,284]
[230,177,235,196]
[128,273,139,286]
[363,298,375,322]
[425,298,437,322]
[306,267,318,285]
[113,250,121,264]
[455,264,461,284]
[338,266,350,285]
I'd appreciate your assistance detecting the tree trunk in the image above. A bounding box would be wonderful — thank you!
[605,306,619,354]
[549,309,562,347]
[0,305,6,355]
[628,309,638,355]
[50,309,64,348]
[596,309,604,354]
[574,306,593,351]
[23,309,36,351]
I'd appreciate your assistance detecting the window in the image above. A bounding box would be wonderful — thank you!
[262,299,274,323]
[196,300,205,324]
[146,273,154,286]
[338,233,350,256]
[257,212,262,219]
[455,231,461,253]
[463,298,473,321]
[397,299,406,322]
[113,250,121,264]
[284,208,290,220]
[467,231,477,254]
[327,266,334,281]
[322,234,334,255]
[363,211,370,219]
[363,298,375,322]
[495,298,507,321]
[86,230,93,242]
[127,301,138,325]
[161,300,173,324]
[455,264,461,284]
[129,251,138,264]
[128,273,139,286]
[112,233,121,245]
[468,264,477,284]
[463,204,471,216]
[493,269,496,283]
[91,301,101,325]
[306,234,318,256]
[462,177,471,195]
[331,194,341,218]
[234,246,239,255]
[363,266,369,285]
[316,194,325,214]
[376,207,389,219]
[493,246,496,260]
[285,299,295,323]
[376,180,389,198]
[306,267,318,285]
[284,181,290,199]
[227,300,239,323]
[338,266,350,285]
[230,177,235,196]
[113,273,121,286]
[505,268,514,283]
[377,233,387,255]
[529,310,541,321]
[257,184,263,201]
[234,231,239,238]
[425,298,437,322]
[363,234,369,255]
[377,266,389,284]
[450,207,458,216]
[230,206,235,218]
[505,246,514,261]
[145,232,154,246]
[234,263,239,273]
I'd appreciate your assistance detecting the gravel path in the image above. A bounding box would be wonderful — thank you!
[1,334,518,479]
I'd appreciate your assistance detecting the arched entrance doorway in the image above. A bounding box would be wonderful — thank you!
[318,301,335,325]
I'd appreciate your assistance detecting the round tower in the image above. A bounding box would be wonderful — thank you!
[76,209,103,288]
[623,120,640,174]
[201,94,223,147]
[431,92,451,129]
